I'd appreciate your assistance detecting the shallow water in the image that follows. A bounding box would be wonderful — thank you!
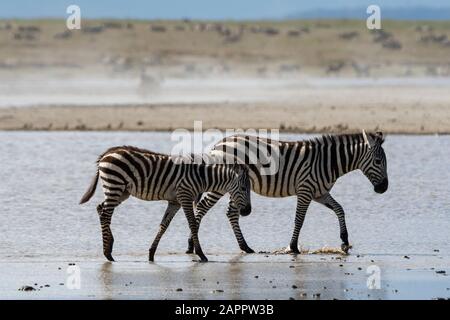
[0,132,449,261]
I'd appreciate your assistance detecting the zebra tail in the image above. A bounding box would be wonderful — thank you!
[79,170,99,204]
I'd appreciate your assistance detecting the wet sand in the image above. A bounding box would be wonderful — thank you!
[2,253,449,300]
[1,83,450,134]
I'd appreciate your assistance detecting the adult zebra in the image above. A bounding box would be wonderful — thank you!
[187,131,388,254]
[79,146,252,262]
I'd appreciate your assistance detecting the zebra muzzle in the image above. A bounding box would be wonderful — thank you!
[240,204,252,216]
[374,178,388,194]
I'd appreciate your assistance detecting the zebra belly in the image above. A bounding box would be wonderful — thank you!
[250,173,297,198]
[129,184,177,202]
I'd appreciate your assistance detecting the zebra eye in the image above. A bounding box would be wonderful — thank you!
[374,158,382,165]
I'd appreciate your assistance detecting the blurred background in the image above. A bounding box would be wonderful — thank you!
[0,0,449,132]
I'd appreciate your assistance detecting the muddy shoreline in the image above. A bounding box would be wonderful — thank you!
[2,253,449,300]
[1,98,449,134]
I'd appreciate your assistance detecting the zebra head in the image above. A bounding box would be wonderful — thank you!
[229,164,252,216]
[361,130,388,194]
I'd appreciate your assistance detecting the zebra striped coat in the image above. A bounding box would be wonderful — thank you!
[187,132,388,254]
[79,146,252,262]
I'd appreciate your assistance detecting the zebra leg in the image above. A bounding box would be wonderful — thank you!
[226,202,254,253]
[289,192,312,254]
[315,193,350,253]
[97,203,115,261]
[97,191,129,262]
[186,191,223,254]
[149,201,180,262]
[180,199,208,262]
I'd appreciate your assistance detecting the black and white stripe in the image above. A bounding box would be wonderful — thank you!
[79,146,252,262]
[187,131,388,254]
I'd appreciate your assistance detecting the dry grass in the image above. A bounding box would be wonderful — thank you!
[1,19,450,77]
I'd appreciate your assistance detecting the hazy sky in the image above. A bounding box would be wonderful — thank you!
[1,0,448,19]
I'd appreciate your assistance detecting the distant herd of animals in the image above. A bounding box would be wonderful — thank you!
[80,131,388,262]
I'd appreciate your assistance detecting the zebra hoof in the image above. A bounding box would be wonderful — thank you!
[241,247,255,254]
[341,244,351,254]
[185,249,194,254]
[286,246,300,255]
[105,254,115,262]
[198,255,208,262]
[149,248,156,262]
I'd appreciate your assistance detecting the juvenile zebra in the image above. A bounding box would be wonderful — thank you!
[79,146,252,262]
[187,131,388,254]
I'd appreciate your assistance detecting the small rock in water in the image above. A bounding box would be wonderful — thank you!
[176,288,183,292]
[292,285,298,289]
[212,289,224,293]
[289,297,295,300]
[357,267,362,270]
[313,293,321,298]
[254,275,259,279]
[403,255,410,259]
[436,270,446,274]
[44,284,50,287]
[19,285,36,292]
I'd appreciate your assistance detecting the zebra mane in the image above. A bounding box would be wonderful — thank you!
[314,133,364,144]
[97,145,169,162]
[275,132,365,147]
[229,132,367,146]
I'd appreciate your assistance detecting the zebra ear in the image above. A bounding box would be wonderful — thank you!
[375,131,385,144]
[362,129,375,149]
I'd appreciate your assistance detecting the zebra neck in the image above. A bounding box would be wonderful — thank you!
[339,138,368,176]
